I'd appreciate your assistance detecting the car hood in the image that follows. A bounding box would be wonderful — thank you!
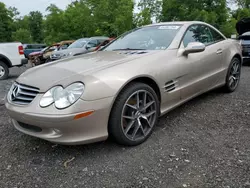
[236,17,250,35]
[17,50,158,92]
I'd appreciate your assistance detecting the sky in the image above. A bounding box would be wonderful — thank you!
[1,0,73,15]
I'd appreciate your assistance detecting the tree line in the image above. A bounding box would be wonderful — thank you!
[0,0,250,45]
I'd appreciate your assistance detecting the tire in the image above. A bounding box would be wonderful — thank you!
[223,57,241,93]
[45,58,51,63]
[109,82,160,146]
[0,61,9,80]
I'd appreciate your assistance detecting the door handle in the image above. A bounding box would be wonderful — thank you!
[216,49,223,54]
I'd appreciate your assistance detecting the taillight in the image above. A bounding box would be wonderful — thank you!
[18,45,24,55]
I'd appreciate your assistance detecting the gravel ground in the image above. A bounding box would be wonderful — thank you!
[0,66,250,188]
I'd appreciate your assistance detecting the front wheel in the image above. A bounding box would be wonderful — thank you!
[0,61,9,80]
[109,83,160,146]
[223,57,241,93]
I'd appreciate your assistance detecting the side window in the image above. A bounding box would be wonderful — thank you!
[183,25,213,47]
[209,27,225,43]
[87,40,98,48]
[59,45,68,50]
[101,40,110,46]
[97,40,103,45]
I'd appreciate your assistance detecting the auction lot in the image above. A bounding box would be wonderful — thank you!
[0,66,249,188]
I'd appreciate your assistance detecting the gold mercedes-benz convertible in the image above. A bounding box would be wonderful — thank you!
[5,21,242,146]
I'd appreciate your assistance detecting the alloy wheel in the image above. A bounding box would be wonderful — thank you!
[228,59,241,90]
[0,65,5,78]
[121,90,157,141]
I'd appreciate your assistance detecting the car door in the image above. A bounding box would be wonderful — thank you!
[179,24,225,100]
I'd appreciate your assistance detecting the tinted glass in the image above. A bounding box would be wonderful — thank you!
[68,39,88,49]
[209,27,225,42]
[24,44,46,49]
[183,25,213,47]
[87,40,98,48]
[104,25,182,51]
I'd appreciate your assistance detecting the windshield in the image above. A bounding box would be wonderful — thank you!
[104,25,182,51]
[41,47,49,52]
[68,39,88,49]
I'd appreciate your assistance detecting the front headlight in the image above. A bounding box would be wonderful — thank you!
[40,86,62,107]
[40,83,84,109]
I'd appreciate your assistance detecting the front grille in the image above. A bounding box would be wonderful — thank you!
[242,44,250,52]
[242,45,250,57]
[9,82,40,105]
[51,54,61,59]
[18,122,42,132]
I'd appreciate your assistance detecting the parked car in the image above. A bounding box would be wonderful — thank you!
[23,44,47,58]
[29,40,75,66]
[74,38,115,57]
[50,37,109,61]
[29,46,55,66]
[5,21,242,146]
[236,17,250,62]
[94,38,115,51]
[0,42,28,80]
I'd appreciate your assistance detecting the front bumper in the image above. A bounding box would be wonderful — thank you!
[5,96,114,145]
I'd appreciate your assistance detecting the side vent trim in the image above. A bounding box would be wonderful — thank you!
[163,80,178,92]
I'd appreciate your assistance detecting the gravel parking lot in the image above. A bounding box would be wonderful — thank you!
[0,66,250,188]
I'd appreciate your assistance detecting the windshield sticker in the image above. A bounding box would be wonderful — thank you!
[155,46,167,50]
[158,25,180,30]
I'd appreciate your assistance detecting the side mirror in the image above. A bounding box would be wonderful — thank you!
[183,42,205,55]
[86,44,92,50]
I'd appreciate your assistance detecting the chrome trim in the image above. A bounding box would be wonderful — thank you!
[8,82,40,105]
[162,80,178,93]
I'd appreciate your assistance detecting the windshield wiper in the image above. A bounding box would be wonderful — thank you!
[112,48,146,51]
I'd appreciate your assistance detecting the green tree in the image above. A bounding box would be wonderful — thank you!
[136,0,162,26]
[63,1,94,38]
[44,4,67,44]
[232,0,250,8]
[28,11,43,43]
[0,2,13,42]
[87,0,134,37]
[161,0,229,34]
[15,16,30,30]
[8,6,20,20]
[232,8,250,20]
[12,28,32,43]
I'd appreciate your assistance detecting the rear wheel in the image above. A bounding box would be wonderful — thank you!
[0,61,9,80]
[109,83,160,146]
[45,58,52,63]
[223,57,241,93]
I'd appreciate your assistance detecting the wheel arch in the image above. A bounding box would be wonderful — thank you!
[232,53,242,64]
[108,75,161,122]
[0,54,12,67]
[107,75,162,140]
[115,75,161,103]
